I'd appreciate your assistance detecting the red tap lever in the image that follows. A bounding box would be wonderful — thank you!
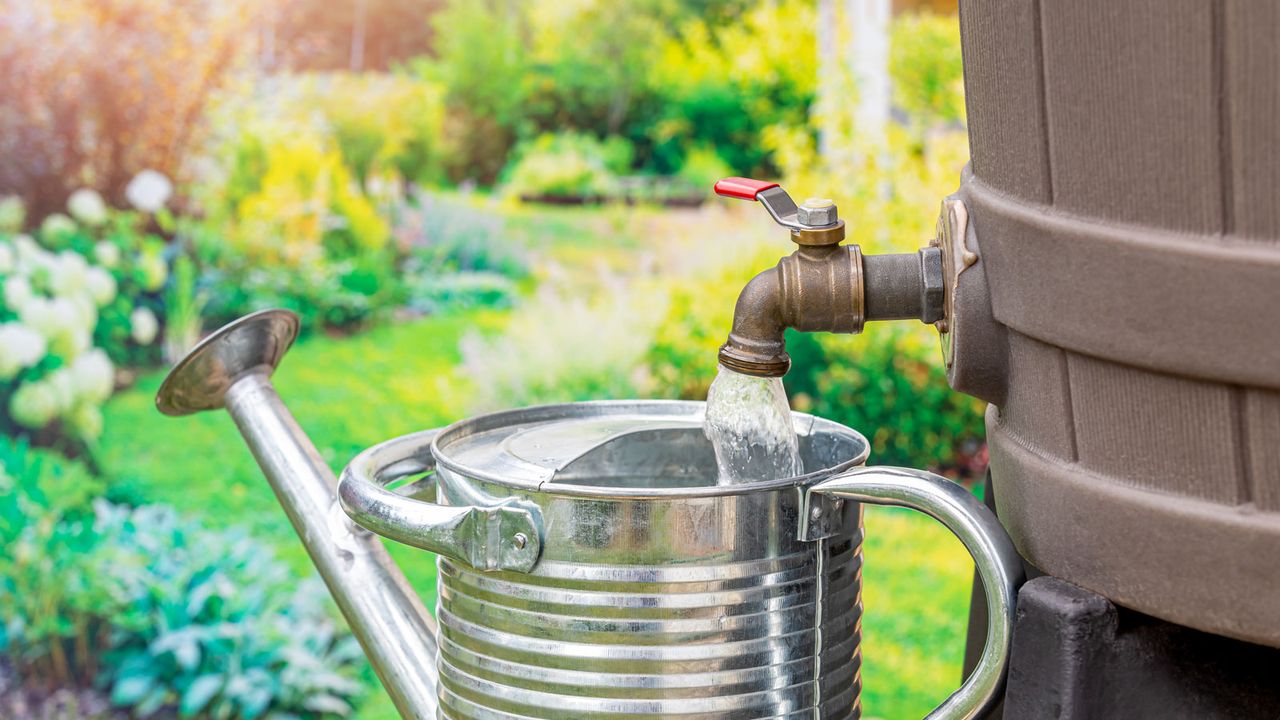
[715,176,798,228]
[714,177,780,200]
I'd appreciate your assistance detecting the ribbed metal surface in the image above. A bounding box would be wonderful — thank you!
[436,533,862,719]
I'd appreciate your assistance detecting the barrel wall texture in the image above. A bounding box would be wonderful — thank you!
[957,0,1280,646]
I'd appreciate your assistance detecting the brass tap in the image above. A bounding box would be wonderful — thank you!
[714,178,944,377]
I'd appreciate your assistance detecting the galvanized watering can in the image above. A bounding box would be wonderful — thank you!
[158,309,1022,720]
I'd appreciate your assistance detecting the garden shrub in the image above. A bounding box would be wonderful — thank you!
[890,12,967,133]
[425,0,531,184]
[301,74,448,190]
[195,121,398,333]
[803,328,985,473]
[643,0,816,177]
[395,191,528,315]
[460,278,666,411]
[0,188,168,447]
[93,505,363,719]
[0,438,104,688]
[0,437,363,719]
[502,134,630,201]
[675,146,737,195]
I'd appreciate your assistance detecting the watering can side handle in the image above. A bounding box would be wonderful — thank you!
[806,467,1024,720]
[339,430,544,574]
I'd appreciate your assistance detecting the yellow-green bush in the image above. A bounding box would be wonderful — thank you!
[891,12,967,132]
[305,73,448,189]
[219,128,387,266]
[195,106,397,332]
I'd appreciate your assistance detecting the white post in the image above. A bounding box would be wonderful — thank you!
[816,0,839,163]
[847,0,891,151]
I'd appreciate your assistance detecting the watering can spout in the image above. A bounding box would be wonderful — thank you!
[156,310,440,719]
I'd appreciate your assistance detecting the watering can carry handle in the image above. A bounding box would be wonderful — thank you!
[805,467,1023,720]
[339,429,543,573]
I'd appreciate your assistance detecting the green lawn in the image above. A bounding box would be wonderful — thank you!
[97,202,974,719]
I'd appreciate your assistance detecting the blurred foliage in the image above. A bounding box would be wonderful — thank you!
[207,125,388,265]
[804,327,985,471]
[643,0,817,176]
[303,74,448,190]
[423,0,530,184]
[193,113,397,333]
[419,0,811,185]
[94,505,363,719]
[396,191,528,314]
[502,133,632,200]
[0,436,363,719]
[890,12,966,135]
[461,278,667,410]
[0,0,256,219]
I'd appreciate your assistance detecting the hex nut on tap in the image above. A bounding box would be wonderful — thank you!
[797,198,838,227]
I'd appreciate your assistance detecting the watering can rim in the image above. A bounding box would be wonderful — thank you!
[427,398,871,500]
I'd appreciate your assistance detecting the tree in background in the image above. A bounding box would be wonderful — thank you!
[264,0,442,72]
[0,0,256,220]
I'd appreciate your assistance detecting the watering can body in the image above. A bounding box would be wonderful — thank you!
[157,310,1021,720]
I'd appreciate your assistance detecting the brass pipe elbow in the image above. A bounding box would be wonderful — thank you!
[718,243,865,377]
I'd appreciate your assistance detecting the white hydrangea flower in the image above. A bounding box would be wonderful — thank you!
[68,293,98,331]
[0,322,48,380]
[138,252,168,291]
[67,402,104,440]
[49,251,89,297]
[85,267,117,306]
[0,352,19,382]
[12,234,41,266]
[40,213,76,243]
[93,241,121,269]
[61,328,92,359]
[67,188,108,226]
[0,323,46,381]
[131,306,158,345]
[3,275,33,312]
[24,297,89,359]
[125,170,173,213]
[8,381,57,429]
[45,367,76,414]
[70,348,114,404]
[0,242,13,273]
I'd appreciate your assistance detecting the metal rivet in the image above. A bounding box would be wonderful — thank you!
[513,533,528,550]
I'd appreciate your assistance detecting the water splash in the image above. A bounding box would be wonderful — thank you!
[703,364,804,484]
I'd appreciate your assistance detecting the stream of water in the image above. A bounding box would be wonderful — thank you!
[703,364,804,485]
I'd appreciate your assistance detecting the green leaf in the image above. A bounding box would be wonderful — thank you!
[112,675,154,706]
[136,686,170,717]
[181,674,222,717]
[303,694,352,716]
[240,686,272,720]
